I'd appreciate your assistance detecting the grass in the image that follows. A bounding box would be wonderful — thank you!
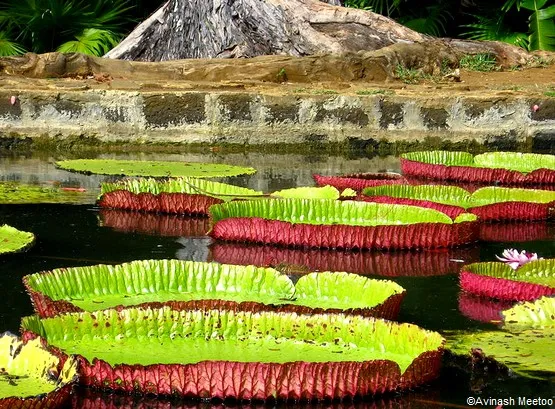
[545,91,555,97]
[355,89,394,96]
[395,65,428,84]
[459,53,499,72]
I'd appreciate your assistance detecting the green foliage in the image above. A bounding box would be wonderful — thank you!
[459,53,499,72]
[0,31,26,56]
[0,225,34,254]
[395,65,426,84]
[0,0,133,56]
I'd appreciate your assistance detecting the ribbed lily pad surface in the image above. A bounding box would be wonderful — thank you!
[0,333,77,408]
[0,225,34,255]
[361,185,555,221]
[100,177,262,200]
[460,259,555,301]
[400,151,555,185]
[21,307,444,399]
[99,177,263,215]
[209,199,478,250]
[313,172,407,191]
[503,296,555,327]
[209,199,456,226]
[271,185,340,200]
[24,260,404,320]
[56,160,257,178]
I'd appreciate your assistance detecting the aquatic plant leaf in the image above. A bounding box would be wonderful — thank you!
[24,260,404,320]
[24,260,295,314]
[313,172,407,191]
[209,199,477,250]
[362,185,472,207]
[209,198,460,226]
[99,177,263,214]
[0,225,34,254]
[460,260,555,301]
[503,296,555,327]
[400,151,555,185]
[446,328,555,376]
[474,152,555,173]
[293,272,404,309]
[0,332,77,406]
[100,177,262,200]
[271,185,340,200]
[471,186,555,205]
[56,159,257,178]
[0,182,94,204]
[21,307,444,399]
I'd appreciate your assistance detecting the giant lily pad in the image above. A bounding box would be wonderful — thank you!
[271,185,341,200]
[0,225,34,255]
[209,198,478,250]
[400,151,555,185]
[459,259,555,301]
[56,159,256,178]
[21,307,444,400]
[98,177,263,215]
[0,333,77,409]
[313,172,407,191]
[447,296,555,378]
[361,185,555,221]
[210,242,479,277]
[23,259,405,320]
[0,182,94,204]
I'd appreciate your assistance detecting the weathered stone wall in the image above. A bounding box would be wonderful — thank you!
[0,89,553,150]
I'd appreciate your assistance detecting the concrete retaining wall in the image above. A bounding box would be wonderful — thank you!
[0,89,553,150]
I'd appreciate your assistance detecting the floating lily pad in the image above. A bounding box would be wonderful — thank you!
[209,199,478,250]
[361,185,555,221]
[400,151,555,185]
[24,259,404,320]
[313,172,407,191]
[21,307,444,400]
[448,296,555,378]
[99,177,263,215]
[271,185,340,200]
[0,182,94,204]
[460,259,555,301]
[502,296,555,328]
[0,332,77,408]
[0,225,34,255]
[446,327,555,377]
[56,159,257,178]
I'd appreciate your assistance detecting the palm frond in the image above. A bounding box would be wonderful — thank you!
[461,14,529,48]
[56,28,121,56]
[400,5,452,37]
[0,31,26,55]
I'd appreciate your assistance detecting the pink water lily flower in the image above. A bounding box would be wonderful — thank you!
[496,248,541,269]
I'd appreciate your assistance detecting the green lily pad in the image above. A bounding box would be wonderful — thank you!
[24,260,404,317]
[474,152,555,173]
[402,151,555,173]
[362,184,555,208]
[209,198,474,227]
[56,159,256,178]
[21,307,444,387]
[503,296,555,328]
[446,295,555,378]
[463,260,555,287]
[0,182,94,204]
[446,328,555,377]
[0,225,34,254]
[0,333,77,402]
[100,177,263,202]
[271,186,341,200]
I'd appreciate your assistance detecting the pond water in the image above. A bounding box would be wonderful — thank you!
[0,150,554,408]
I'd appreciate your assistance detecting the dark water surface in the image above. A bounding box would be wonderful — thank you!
[0,152,554,408]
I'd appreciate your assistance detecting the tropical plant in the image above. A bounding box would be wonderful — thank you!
[0,0,134,56]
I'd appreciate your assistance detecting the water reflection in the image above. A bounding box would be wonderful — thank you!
[209,243,479,277]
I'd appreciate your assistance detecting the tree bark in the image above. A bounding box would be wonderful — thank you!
[105,0,425,60]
